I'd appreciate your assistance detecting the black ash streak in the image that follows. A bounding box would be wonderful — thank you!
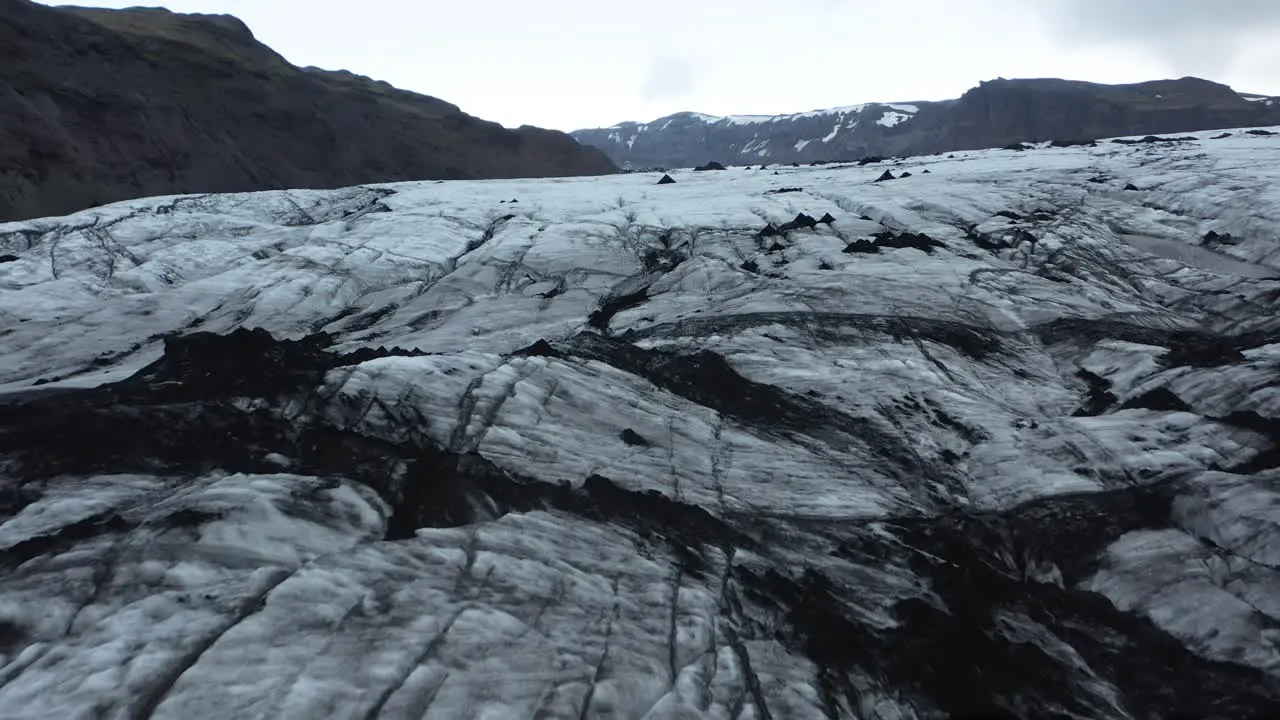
[1,317,1277,718]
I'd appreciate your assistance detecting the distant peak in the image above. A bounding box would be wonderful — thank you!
[601,102,923,131]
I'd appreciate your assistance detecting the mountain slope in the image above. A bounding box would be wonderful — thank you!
[573,77,1280,169]
[1,129,1279,718]
[0,0,616,223]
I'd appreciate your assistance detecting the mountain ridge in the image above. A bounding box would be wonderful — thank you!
[0,0,616,222]
[573,76,1280,169]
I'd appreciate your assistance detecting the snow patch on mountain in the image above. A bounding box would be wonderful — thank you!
[877,111,911,127]
[715,104,872,125]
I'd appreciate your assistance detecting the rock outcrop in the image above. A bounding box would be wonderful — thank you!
[0,0,616,222]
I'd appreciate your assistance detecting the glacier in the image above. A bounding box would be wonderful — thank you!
[0,128,1279,719]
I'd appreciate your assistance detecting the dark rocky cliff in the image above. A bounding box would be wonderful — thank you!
[906,77,1280,152]
[573,77,1280,169]
[0,0,616,222]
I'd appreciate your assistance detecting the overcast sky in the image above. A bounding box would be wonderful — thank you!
[44,0,1280,131]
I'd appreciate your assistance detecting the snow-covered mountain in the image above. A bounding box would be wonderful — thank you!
[573,77,1280,170]
[574,101,935,171]
[1,126,1279,718]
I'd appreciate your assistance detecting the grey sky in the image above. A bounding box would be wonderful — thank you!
[41,0,1280,131]
[1043,0,1280,76]
[641,56,699,102]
